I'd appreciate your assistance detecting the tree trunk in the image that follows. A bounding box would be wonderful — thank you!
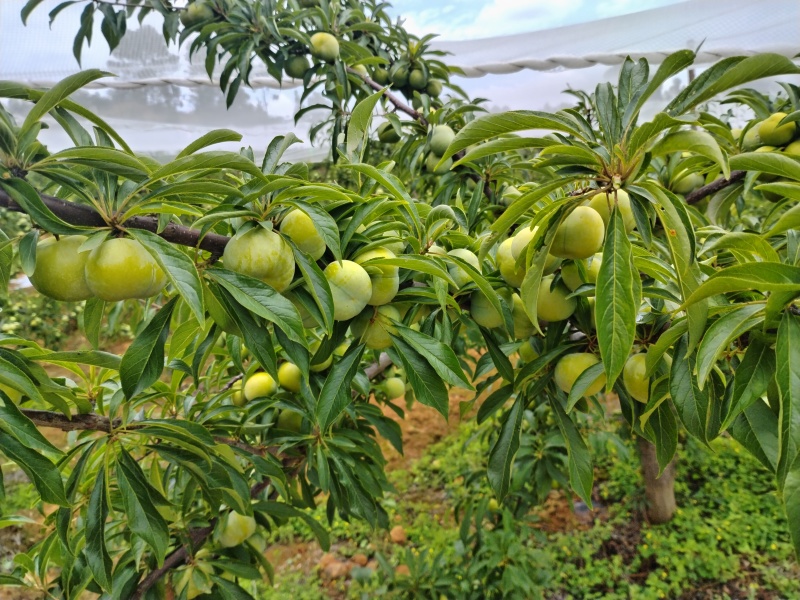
[637,436,677,524]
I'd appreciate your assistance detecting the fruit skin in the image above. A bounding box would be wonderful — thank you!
[741,122,763,151]
[408,68,427,90]
[671,172,704,195]
[309,32,339,62]
[390,65,409,87]
[351,64,368,77]
[180,2,214,27]
[85,238,167,302]
[470,290,509,329]
[537,275,577,322]
[223,227,295,293]
[510,226,560,274]
[759,112,796,146]
[354,247,399,305]
[426,79,442,97]
[447,248,480,292]
[324,260,373,321]
[518,340,539,362]
[588,190,635,232]
[383,376,406,399]
[373,67,389,85]
[496,237,525,288]
[430,125,455,156]
[218,512,257,548]
[560,254,601,292]
[550,206,605,260]
[426,153,452,174]
[278,362,302,393]
[554,353,606,397]
[276,409,303,432]
[244,372,277,401]
[361,305,400,349]
[377,122,401,143]
[230,381,244,406]
[30,236,93,302]
[285,55,310,79]
[623,353,649,403]
[280,209,326,260]
[784,140,800,156]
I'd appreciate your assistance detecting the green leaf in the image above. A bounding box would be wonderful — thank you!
[0,354,44,403]
[119,297,177,400]
[27,350,121,371]
[643,402,678,476]
[116,453,169,565]
[176,129,243,159]
[489,179,572,236]
[683,263,800,307]
[723,337,776,430]
[0,229,12,300]
[595,208,639,390]
[346,88,385,162]
[730,152,800,182]
[394,325,472,389]
[261,133,301,174]
[0,432,67,506]
[128,229,205,326]
[315,343,365,432]
[784,466,800,559]
[0,178,90,235]
[0,391,62,456]
[146,151,265,182]
[669,335,711,445]
[85,468,112,591]
[477,384,514,424]
[20,69,113,138]
[206,268,306,346]
[487,396,523,501]
[256,501,330,551]
[82,298,105,349]
[18,230,38,277]
[549,396,593,507]
[666,54,800,116]
[452,137,555,167]
[650,130,729,179]
[705,232,780,263]
[764,202,800,238]
[695,304,764,390]
[390,338,449,419]
[730,400,779,472]
[776,312,800,490]
[290,245,334,334]
[623,50,695,129]
[283,201,341,262]
[440,111,584,161]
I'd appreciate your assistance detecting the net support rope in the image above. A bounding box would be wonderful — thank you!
[12,47,798,91]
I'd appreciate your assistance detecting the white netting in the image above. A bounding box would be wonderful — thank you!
[1,0,798,157]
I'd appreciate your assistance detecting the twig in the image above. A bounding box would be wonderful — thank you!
[347,68,428,126]
[684,170,745,205]
[0,188,230,255]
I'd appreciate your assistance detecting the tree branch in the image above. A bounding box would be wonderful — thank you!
[685,170,745,205]
[0,188,230,255]
[348,68,428,126]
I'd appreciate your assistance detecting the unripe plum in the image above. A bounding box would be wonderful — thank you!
[30,235,93,301]
[218,512,257,548]
[409,69,427,90]
[278,362,302,393]
[426,79,442,97]
[310,32,339,62]
[280,209,326,260]
[223,227,295,293]
[354,247,399,305]
[85,237,167,301]
[447,248,480,292]
[671,172,704,195]
[550,206,605,260]
[377,122,401,143]
[324,260,372,321]
[276,409,303,432]
[309,340,332,372]
[430,125,455,156]
[426,153,452,174]
[560,254,601,292]
[511,293,534,339]
[623,353,649,403]
[496,237,525,288]
[510,226,560,273]
[741,123,763,151]
[759,112,796,146]
[470,290,506,329]
[554,353,606,397]
[285,55,310,79]
[537,275,576,322]
[588,189,635,232]
[384,376,406,399]
[361,305,400,349]
[244,372,277,401]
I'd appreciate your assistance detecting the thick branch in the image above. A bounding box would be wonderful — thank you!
[685,170,745,205]
[21,409,116,432]
[348,68,428,126]
[0,188,230,255]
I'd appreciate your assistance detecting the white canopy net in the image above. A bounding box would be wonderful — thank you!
[1,0,798,158]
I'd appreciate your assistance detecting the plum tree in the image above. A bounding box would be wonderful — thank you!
[4,1,800,596]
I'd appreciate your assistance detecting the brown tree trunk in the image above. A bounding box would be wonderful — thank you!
[637,436,677,524]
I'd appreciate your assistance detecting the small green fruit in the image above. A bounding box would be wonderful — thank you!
[323,260,372,321]
[354,247,399,306]
[384,376,406,399]
[377,122,401,143]
[430,125,455,156]
[278,362,302,393]
[361,305,400,349]
[285,55,310,79]
[390,65,409,87]
[223,227,295,292]
[426,79,443,97]
[623,353,649,403]
[244,372,277,401]
[219,512,257,548]
[276,409,303,432]
[280,209,326,260]
[30,235,93,302]
[758,112,796,146]
[587,190,635,232]
[409,69,427,90]
[550,206,605,260]
[741,122,763,151]
[554,353,606,397]
[470,291,505,329]
[447,248,480,292]
[426,153,452,174]
[180,2,214,27]
[310,32,339,62]
[85,238,166,302]
[537,275,576,322]
[373,67,390,84]
[496,237,525,288]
